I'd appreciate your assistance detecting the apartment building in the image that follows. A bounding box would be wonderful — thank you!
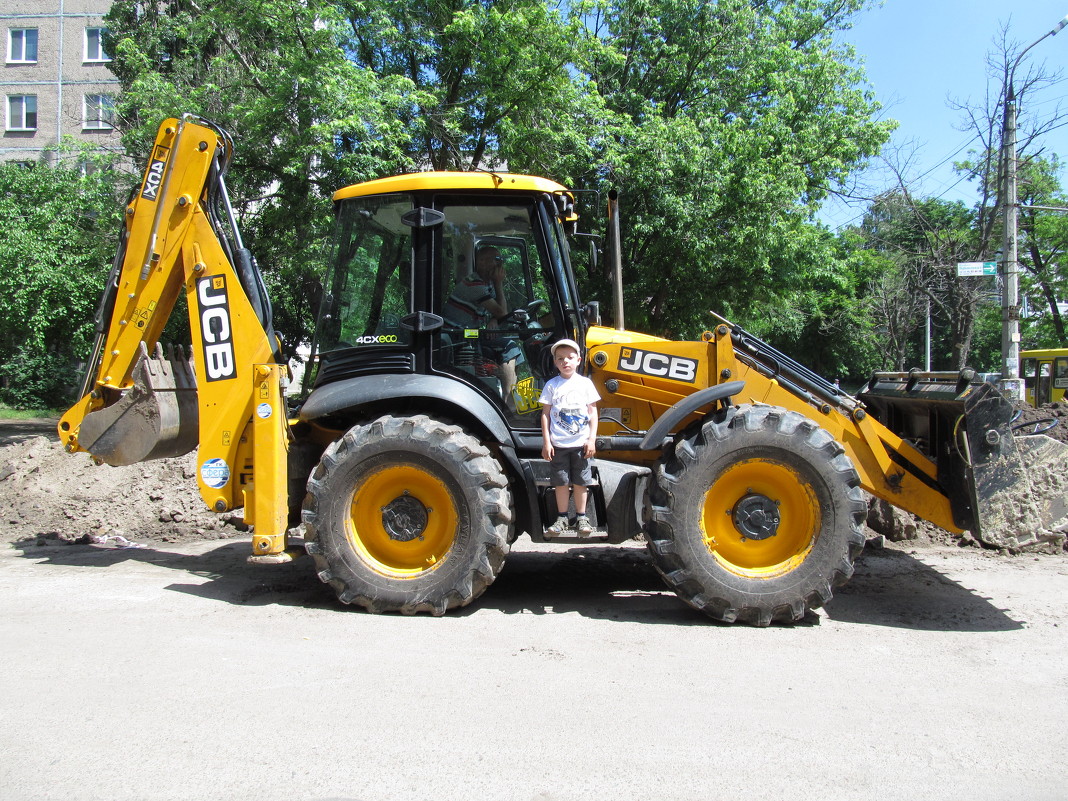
[2,0,121,164]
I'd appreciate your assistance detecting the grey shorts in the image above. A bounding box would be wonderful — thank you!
[549,447,594,487]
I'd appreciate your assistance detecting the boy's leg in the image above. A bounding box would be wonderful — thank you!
[572,484,588,514]
[545,448,572,536]
[573,454,594,535]
[554,485,572,516]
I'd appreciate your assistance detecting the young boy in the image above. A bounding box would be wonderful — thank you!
[539,338,601,536]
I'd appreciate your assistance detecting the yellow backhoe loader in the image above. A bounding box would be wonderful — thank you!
[58,116,1067,625]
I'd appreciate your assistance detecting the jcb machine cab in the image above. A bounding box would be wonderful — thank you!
[60,116,1066,625]
[296,170,625,613]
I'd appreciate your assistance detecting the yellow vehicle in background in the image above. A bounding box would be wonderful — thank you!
[1021,348,1068,408]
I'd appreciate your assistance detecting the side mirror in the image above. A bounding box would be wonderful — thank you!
[583,301,601,326]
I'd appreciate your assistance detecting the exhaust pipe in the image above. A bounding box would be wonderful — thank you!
[607,190,624,332]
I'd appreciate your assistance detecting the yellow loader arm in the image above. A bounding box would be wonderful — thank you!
[585,321,1064,550]
[58,116,291,557]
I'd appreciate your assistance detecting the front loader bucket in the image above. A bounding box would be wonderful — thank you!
[78,342,199,466]
[860,370,1068,549]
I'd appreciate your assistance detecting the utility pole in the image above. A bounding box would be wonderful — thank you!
[999,13,1068,401]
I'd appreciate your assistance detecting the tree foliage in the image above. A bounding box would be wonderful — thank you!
[105,0,414,349]
[853,23,1068,375]
[569,0,892,338]
[1018,156,1068,347]
[0,152,125,406]
[101,0,888,342]
[850,191,998,370]
[3,0,910,406]
[946,24,1068,360]
[342,0,589,171]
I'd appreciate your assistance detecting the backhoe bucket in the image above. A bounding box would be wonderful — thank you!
[860,370,1068,549]
[78,343,199,466]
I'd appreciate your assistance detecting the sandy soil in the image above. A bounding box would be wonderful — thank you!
[1012,400,1068,441]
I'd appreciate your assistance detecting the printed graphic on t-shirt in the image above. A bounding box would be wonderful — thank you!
[555,406,589,437]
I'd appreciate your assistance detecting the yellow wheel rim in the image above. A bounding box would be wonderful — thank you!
[348,463,459,577]
[700,456,819,578]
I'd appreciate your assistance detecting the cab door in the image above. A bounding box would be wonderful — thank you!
[1037,361,1053,407]
[1054,356,1068,404]
[430,194,575,429]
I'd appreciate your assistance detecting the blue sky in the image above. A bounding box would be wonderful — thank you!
[819,0,1068,229]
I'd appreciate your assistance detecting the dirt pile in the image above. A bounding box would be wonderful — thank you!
[0,431,247,547]
[1010,402,1068,442]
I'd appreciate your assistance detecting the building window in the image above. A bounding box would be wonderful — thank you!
[85,28,109,62]
[8,29,39,63]
[6,95,38,131]
[83,94,115,129]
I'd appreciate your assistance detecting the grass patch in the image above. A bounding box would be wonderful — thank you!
[0,406,62,420]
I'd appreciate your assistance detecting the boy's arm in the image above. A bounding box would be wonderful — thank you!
[584,402,598,458]
[541,404,554,461]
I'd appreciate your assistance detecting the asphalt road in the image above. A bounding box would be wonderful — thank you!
[1,536,1066,801]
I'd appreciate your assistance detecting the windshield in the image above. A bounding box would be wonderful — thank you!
[315,194,413,353]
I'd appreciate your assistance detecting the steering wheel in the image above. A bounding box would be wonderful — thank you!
[499,299,548,327]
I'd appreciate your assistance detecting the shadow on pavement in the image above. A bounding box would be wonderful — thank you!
[470,546,714,626]
[0,418,59,446]
[11,537,332,610]
[11,537,1024,631]
[825,546,1025,632]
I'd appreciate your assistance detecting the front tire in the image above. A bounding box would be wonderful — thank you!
[303,414,512,615]
[648,405,866,626]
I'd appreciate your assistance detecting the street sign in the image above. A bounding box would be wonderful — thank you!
[956,261,998,277]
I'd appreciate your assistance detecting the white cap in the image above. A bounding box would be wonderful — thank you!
[550,338,582,357]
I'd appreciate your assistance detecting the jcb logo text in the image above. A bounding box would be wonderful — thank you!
[618,348,697,383]
[196,276,236,381]
[140,146,169,201]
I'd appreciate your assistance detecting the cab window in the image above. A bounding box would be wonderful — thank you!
[1055,358,1068,389]
[317,194,412,351]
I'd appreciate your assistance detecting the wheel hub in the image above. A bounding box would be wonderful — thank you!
[381,492,429,541]
[732,493,780,540]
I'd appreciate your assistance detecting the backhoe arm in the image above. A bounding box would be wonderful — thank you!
[58,116,290,555]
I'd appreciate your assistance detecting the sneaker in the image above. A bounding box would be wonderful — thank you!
[576,515,594,536]
[545,517,569,538]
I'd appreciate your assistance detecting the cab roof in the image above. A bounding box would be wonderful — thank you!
[332,171,569,202]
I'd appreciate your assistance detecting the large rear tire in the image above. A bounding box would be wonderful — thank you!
[303,414,512,615]
[648,405,866,626]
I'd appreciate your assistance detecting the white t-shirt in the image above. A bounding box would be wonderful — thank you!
[538,373,601,448]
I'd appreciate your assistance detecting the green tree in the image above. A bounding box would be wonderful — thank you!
[0,151,125,406]
[766,227,883,384]
[950,23,1068,358]
[105,0,891,362]
[105,0,413,351]
[1017,155,1068,347]
[849,191,999,371]
[570,0,893,339]
[105,0,592,350]
[342,0,590,172]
